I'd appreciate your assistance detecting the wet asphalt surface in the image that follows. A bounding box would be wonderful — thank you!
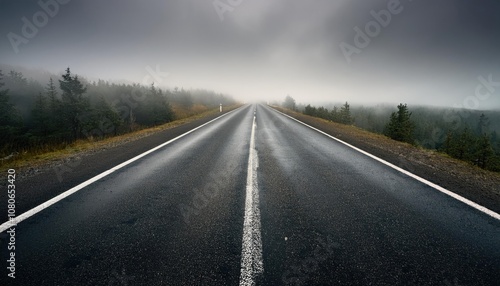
[1,104,499,285]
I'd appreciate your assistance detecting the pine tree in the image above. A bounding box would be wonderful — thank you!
[317,106,329,120]
[80,96,123,139]
[152,87,174,125]
[59,68,89,140]
[304,104,317,116]
[0,71,22,127]
[45,77,62,134]
[476,113,490,136]
[330,106,339,123]
[476,134,494,169]
[0,70,23,150]
[7,70,28,86]
[135,84,174,126]
[340,102,353,124]
[443,131,455,155]
[95,96,122,136]
[46,78,59,111]
[384,103,415,144]
[456,127,475,162]
[0,70,13,127]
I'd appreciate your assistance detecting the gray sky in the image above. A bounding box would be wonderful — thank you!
[1,0,499,108]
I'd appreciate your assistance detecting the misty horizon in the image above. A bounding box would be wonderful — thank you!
[1,0,500,109]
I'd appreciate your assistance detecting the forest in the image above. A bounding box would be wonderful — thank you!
[0,67,236,158]
[289,99,500,172]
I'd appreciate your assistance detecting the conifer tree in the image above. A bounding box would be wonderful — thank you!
[330,106,339,123]
[384,103,415,144]
[304,104,317,116]
[59,68,89,140]
[476,134,494,169]
[456,128,475,162]
[476,113,490,136]
[340,102,353,124]
[0,70,14,127]
[45,77,62,134]
[0,70,23,150]
[95,96,122,136]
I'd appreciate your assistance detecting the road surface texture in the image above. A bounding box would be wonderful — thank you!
[1,104,499,285]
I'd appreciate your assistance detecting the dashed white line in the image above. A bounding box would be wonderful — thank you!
[239,114,264,286]
[0,107,243,233]
[271,106,500,221]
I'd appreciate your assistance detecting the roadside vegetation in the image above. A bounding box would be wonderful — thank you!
[0,68,236,167]
[281,96,500,172]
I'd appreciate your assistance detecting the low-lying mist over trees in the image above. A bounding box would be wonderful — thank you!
[284,97,500,172]
[0,67,236,157]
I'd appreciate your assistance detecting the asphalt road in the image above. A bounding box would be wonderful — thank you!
[1,104,499,285]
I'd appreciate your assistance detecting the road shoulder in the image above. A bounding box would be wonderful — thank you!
[270,106,500,215]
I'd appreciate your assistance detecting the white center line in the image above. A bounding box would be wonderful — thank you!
[239,114,264,286]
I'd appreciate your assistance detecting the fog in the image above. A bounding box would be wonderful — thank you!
[1,0,499,109]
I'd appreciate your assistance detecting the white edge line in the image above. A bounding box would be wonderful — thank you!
[0,106,244,233]
[239,115,264,286]
[270,106,500,221]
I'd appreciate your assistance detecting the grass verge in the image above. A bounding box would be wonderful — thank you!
[0,104,242,172]
[271,105,500,190]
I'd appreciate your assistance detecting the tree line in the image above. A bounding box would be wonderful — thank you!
[303,102,354,125]
[0,68,235,157]
[282,97,500,172]
[370,104,499,171]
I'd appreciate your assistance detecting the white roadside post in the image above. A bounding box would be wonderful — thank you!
[220,103,223,113]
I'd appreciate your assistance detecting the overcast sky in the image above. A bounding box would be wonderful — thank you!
[1,0,499,108]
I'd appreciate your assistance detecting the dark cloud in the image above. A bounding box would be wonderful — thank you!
[1,0,499,108]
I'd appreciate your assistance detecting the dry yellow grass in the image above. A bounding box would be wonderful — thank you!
[0,104,242,172]
[171,104,210,120]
